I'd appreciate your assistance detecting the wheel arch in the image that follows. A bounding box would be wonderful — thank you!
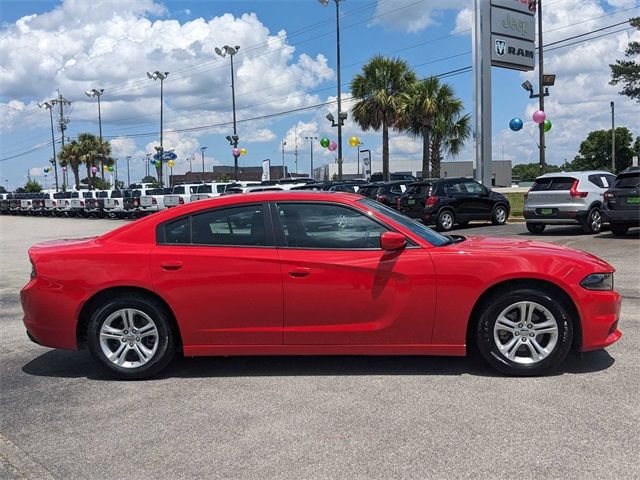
[492,201,510,214]
[465,278,582,352]
[76,286,182,351]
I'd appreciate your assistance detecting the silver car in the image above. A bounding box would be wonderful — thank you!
[524,171,616,234]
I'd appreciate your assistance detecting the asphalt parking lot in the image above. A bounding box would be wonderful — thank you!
[1,215,638,480]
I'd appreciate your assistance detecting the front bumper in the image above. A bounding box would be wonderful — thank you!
[578,289,622,352]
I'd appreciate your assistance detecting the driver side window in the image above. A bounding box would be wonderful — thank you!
[275,203,388,249]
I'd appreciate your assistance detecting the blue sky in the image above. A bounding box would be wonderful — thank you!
[0,0,638,190]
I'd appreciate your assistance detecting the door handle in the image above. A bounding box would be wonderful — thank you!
[288,267,311,278]
[161,261,183,271]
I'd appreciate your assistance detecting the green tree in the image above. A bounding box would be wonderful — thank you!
[76,133,114,190]
[634,136,640,156]
[512,163,562,182]
[430,110,471,178]
[351,56,417,181]
[141,175,161,188]
[24,180,42,192]
[0,186,6,193]
[57,140,82,190]
[610,17,640,102]
[567,127,635,173]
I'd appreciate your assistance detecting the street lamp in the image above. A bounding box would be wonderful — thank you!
[305,136,318,179]
[610,101,615,172]
[201,146,207,175]
[356,140,364,177]
[281,140,287,178]
[37,101,59,191]
[147,71,169,185]
[85,88,105,179]
[318,0,346,179]
[126,156,131,187]
[215,45,241,180]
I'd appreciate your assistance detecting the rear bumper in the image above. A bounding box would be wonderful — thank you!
[578,289,622,352]
[524,208,588,224]
[602,208,640,225]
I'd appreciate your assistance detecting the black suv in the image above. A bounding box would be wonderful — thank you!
[399,177,510,231]
[369,172,417,182]
[602,166,640,235]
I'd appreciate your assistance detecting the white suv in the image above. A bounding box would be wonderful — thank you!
[524,171,616,234]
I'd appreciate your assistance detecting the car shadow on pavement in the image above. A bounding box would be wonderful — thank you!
[22,348,615,380]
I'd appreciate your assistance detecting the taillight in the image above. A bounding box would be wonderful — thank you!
[80,201,84,207]
[52,201,56,206]
[603,191,615,200]
[426,195,438,207]
[569,180,588,198]
[30,259,36,279]
[114,200,119,206]
[65,200,69,206]
[152,198,157,205]
[179,197,185,204]
[376,195,385,202]
[134,200,139,206]
[396,197,401,208]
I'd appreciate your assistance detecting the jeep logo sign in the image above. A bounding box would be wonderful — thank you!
[491,6,535,42]
[490,36,535,71]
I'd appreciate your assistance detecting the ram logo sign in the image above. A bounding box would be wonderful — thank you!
[490,36,535,71]
[495,40,506,57]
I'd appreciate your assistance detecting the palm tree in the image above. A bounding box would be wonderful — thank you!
[430,111,472,177]
[77,133,114,189]
[351,55,416,181]
[397,77,463,178]
[57,140,82,190]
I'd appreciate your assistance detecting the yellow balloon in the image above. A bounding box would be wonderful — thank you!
[349,136,360,147]
[240,148,247,156]
[167,160,175,167]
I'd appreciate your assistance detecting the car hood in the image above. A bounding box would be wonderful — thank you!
[450,235,614,272]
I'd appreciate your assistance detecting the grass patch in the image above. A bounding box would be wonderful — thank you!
[504,192,525,217]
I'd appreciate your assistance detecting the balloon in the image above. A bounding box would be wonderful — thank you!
[509,118,523,132]
[543,119,552,132]
[62,166,67,172]
[320,137,330,148]
[150,158,156,165]
[44,167,50,173]
[240,148,247,156]
[348,136,360,147]
[232,147,241,156]
[108,165,114,172]
[167,160,175,167]
[91,166,98,173]
[532,110,546,124]
[328,140,337,152]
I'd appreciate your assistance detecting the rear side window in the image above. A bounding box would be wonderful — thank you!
[172,186,185,194]
[163,217,191,244]
[531,177,576,191]
[443,182,466,195]
[216,185,227,193]
[191,205,268,246]
[406,185,430,196]
[588,174,616,189]
[462,181,484,194]
[613,173,640,188]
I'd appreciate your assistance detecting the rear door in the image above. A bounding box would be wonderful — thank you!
[461,180,494,219]
[151,203,283,346]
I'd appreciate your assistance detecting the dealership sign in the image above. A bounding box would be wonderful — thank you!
[490,0,535,71]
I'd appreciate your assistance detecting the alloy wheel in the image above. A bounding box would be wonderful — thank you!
[493,301,559,365]
[440,212,453,230]
[99,308,159,368]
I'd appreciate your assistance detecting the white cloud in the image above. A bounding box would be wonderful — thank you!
[452,8,472,34]
[370,0,468,33]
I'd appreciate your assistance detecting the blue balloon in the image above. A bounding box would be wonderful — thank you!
[509,118,523,131]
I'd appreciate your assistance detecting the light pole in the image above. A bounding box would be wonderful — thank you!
[201,146,207,176]
[126,156,131,187]
[305,136,317,179]
[147,71,169,185]
[356,141,364,177]
[37,101,59,191]
[610,101,615,172]
[145,153,151,178]
[215,45,241,180]
[521,72,555,176]
[319,0,346,180]
[85,88,104,179]
[281,140,287,178]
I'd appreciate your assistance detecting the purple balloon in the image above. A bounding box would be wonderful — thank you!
[232,147,241,156]
[532,110,546,124]
[90,166,98,173]
[328,141,337,152]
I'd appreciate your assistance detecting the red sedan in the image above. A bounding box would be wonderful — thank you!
[21,192,621,379]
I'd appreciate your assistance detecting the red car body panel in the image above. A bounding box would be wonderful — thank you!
[21,192,622,357]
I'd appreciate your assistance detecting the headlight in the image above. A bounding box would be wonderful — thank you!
[580,273,613,291]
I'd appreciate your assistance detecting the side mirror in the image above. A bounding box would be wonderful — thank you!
[380,231,407,251]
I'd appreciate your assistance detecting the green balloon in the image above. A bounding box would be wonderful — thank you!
[320,137,330,148]
[544,119,552,132]
[108,165,115,172]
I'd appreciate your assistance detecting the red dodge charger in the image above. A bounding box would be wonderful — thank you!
[21,192,622,379]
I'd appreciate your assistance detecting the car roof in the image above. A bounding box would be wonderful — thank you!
[535,170,613,179]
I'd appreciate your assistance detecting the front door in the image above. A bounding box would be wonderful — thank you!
[272,202,437,346]
[150,203,283,346]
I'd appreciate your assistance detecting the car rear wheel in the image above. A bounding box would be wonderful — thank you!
[436,210,455,232]
[491,205,508,225]
[526,223,545,234]
[475,288,573,376]
[581,207,602,234]
[610,224,629,236]
[87,295,176,379]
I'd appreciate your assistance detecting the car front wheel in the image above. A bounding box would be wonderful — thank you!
[491,205,508,225]
[475,288,573,376]
[582,207,602,234]
[526,223,545,234]
[87,295,176,379]
[436,210,455,232]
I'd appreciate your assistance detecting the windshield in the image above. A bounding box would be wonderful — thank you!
[358,198,451,247]
[172,186,185,194]
[613,173,639,188]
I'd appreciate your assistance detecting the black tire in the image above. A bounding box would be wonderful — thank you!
[581,207,602,234]
[526,223,545,234]
[436,209,455,232]
[475,287,574,376]
[87,294,176,379]
[491,205,508,225]
[610,224,629,236]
